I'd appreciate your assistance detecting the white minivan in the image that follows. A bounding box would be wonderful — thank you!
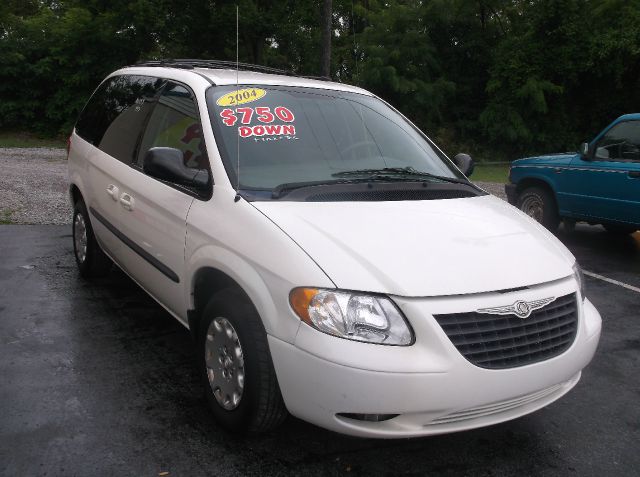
[68,60,601,438]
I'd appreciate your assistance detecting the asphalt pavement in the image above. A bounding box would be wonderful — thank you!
[0,224,638,476]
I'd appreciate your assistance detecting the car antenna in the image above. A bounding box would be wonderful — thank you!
[234,4,242,203]
[352,0,359,85]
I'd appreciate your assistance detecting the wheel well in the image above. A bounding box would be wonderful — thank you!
[516,178,557,202]
[70,184,82,205]
[190,268,247,332]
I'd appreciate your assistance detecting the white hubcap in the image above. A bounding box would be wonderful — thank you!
[74,212,88,263]
[205,317,245,410]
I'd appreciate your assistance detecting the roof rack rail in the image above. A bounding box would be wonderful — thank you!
[133,59,330,81]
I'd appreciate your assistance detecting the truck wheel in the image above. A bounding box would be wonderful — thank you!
[73,200,111,278]
[197,288,287,434]
[603,224,638,235]
[563,219,576,233]
[517,186,560,232]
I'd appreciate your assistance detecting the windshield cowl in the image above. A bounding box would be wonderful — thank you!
[330,166,471,185]
[239,179,485,202]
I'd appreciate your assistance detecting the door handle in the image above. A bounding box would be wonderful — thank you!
[106,184,119,201]
[119,193,135,211]
[629,171,640,179]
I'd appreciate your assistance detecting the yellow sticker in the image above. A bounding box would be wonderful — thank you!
[216,88,266,107]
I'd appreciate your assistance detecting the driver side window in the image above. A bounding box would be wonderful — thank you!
[595,120,640,162]
[137,82,209,170]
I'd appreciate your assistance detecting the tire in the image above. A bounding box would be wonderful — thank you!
[517,186,560,232]
[603,224,638,235]
[562,219,576,233]
[197,288,287,434]
[72,200,111,278]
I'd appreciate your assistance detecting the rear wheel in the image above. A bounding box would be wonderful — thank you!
[197,288,287,434]
[73,200,111,278]
[603,224,638,235]
[517,186,560,232]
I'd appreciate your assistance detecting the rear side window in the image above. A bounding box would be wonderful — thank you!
[75,75,164,163]
[136,82,208,170]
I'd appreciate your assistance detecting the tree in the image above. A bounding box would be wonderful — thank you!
[354,0,455,130]
[2,0,639,159]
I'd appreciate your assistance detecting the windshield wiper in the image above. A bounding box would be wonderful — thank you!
[331,166,470,185]
[271,177,412,199]
[271,168,472,199]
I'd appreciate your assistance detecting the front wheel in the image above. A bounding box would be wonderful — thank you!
[197,288,287,434]
[517,186,560,232]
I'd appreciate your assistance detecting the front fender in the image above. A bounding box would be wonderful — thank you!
[186,244,301,340]
[510,167,559,192]
[509,166,568,211]
[184,190,335,344]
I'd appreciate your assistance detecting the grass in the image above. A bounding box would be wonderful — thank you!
[0,131,65,149]
[0,210,15,224]
[472,163,510,183]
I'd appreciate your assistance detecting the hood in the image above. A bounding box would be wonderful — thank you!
[513,152,576,166]
[253,195,575,297]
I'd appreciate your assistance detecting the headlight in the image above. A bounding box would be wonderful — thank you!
[573,262,585,300]
[289,288,414,346]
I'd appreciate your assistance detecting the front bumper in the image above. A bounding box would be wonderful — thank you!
[505,183,518,205]
[269,278,601,438]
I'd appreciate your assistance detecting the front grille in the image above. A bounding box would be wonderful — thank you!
[434,293,578,369]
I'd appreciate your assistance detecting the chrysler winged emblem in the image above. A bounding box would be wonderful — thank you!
[477,297,556,319]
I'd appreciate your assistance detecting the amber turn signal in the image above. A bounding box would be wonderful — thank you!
[289,287,319,325]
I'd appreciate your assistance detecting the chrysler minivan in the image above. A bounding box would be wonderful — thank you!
[68,60,601,437]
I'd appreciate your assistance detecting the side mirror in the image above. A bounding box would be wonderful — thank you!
[579,142,591,159]
[453,153,475,177]
[143,147,210,192]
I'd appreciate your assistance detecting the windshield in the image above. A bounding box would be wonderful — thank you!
[206,85,464,191]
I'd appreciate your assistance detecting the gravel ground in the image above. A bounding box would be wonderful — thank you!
[0,147,506,225]
[0,148,70,225]
[475,181,507,199]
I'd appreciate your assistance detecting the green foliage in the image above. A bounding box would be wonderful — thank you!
[470,164,510,184]
[356,0,455,128]
[480,0,640,154]
[0,131,65,148]
[1,0,640,158]
[0,0,162,134]
[0,209,16,224]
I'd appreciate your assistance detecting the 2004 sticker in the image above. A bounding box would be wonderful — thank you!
[216,88,266,106]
